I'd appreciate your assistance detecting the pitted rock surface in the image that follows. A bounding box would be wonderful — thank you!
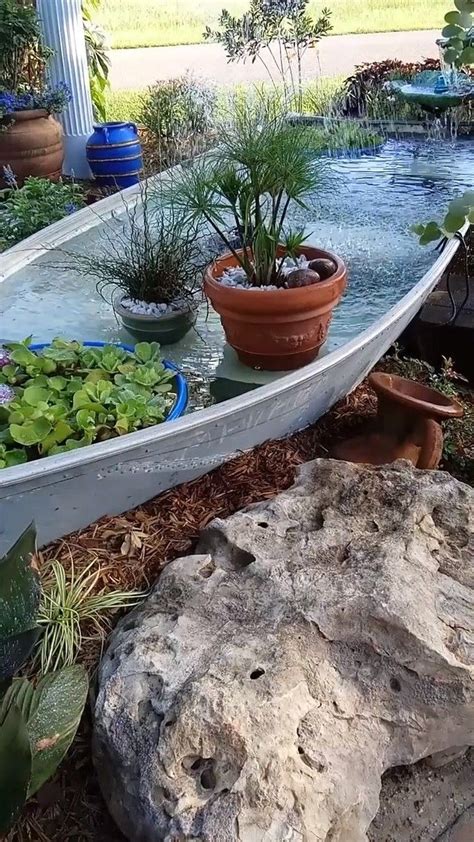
[93,459,474,842]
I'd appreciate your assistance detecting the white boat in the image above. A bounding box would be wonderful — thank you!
[0,171,463,552]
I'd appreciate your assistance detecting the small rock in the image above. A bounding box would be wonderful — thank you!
[307,258,337,280]
[286,268,321,288]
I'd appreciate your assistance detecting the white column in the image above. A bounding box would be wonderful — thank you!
[37,0,94,178]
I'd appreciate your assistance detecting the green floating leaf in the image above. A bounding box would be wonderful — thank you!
[0,704,32,836]
[22,386,52,407]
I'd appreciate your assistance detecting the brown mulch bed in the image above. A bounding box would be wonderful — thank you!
[10,357,473,842]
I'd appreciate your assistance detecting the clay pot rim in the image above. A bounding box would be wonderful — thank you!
[9,109,50,121]
[114,295,198,323]
[205,245,347,299]
[369,372,464,419]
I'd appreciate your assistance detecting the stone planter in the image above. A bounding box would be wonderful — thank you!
[0,110,64,186]
[114,296,198,344]
[204,245,347,371]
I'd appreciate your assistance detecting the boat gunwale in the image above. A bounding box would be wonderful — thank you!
[0,167,466,488]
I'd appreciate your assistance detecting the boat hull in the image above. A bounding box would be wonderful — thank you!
[0,179,462,552]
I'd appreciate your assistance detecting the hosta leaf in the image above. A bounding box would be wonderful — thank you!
[27,665,88,795]
[0,524,40,640]
[0,704,31,835]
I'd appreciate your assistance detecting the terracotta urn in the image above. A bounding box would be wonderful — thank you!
[204,245,347,371]
[333,371,464,470]
[0,110,64,186]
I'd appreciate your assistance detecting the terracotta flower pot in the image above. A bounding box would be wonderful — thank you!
[0,110,64,186]
[204,245,347,371]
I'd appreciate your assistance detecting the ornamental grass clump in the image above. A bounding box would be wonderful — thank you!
[0,338,176,468]
[166,103,321,287]
[71,185,206,309]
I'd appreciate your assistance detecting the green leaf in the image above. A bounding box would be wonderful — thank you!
[0,704,32,836]
[47,376,68,392]
[0,627,41,682]
[9,347,38,368]
[444,211,467,233]
[133,342,152,362]
[4,449,28,467]
[444,10,463,23]
[442,23,465,37]
[460,44,474,64]
[22,386,52,407]
[0,524,40,641]
[10,417,52,446]
[27,666,88,795]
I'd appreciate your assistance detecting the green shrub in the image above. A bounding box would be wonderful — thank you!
[139,73,217,141]
[0,176,86,251]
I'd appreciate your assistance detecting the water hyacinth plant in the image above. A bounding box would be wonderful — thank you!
[0,339,177,467]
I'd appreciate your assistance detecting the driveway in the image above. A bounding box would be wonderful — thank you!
[109,30,440,89]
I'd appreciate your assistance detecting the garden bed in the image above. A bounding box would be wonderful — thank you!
[7,349,473,842]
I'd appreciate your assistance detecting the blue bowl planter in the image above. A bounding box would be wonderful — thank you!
[29,341,188,421]
[86,122,143,189]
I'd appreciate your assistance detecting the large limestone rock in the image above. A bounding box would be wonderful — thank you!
[93,459,474,842]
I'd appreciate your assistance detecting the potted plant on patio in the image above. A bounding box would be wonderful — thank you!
[167,104,347,370]
[0,0,71,185]
[72,186,206,344]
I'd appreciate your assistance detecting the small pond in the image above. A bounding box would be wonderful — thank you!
[1,137,473,409]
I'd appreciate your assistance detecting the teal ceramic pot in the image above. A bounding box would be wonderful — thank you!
[114,297,198,344]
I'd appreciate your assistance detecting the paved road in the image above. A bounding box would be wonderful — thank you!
[110,30,439,90]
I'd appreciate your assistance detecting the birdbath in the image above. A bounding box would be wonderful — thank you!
[388,69,474,117]
[333,372,463,470]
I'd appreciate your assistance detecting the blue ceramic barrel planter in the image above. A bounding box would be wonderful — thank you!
[86,122,143,189]
[30,342,188,421]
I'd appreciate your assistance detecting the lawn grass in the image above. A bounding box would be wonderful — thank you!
[105,78,345,122]
[98,0,446,49]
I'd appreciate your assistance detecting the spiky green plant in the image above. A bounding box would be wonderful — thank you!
[164,101,321,287]
[36,559,145,674]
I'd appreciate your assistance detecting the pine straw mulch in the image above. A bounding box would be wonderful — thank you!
[10,358,474,842]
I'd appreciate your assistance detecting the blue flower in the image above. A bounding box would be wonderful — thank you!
[2,165,17,189]
[0,384,14,405]
[64,202,79,215]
